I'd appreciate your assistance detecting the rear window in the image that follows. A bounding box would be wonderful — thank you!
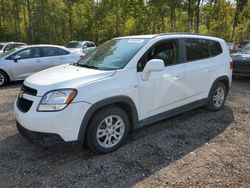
[209,40,223,56]
[184,39,210,61]
[66,42,82,48]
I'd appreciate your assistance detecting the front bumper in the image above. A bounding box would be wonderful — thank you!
[233,69,250,77]
[16,121,65,147]
[14,93,92,142]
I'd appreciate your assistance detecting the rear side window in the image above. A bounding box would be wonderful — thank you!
[87,43,95,47]
[209,40,223,56]
[42,47,69,57]
[184,39,210,61]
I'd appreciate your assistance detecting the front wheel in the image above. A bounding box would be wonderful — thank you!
[206,82,227,112]
[0,70,8,87]
[86,106,130,154]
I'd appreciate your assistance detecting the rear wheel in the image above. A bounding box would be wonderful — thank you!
[206,82,227,111]
[86,106,130,154]
[0,70,8,87]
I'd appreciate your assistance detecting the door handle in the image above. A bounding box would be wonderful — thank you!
[206,68,214,72]
[174,75,183,80]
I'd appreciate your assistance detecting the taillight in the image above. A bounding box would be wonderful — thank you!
[230,60,234,70]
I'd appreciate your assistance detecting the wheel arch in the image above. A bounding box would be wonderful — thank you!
[209,75,230,96]
[0,69,10,82]
[77,95,139,144]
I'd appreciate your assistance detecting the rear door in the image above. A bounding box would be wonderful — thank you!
[40,47,72,69]
[8,47,43,79]
[182,38,211,101]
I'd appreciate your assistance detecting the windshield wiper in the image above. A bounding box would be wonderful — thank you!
[76,63,100,69]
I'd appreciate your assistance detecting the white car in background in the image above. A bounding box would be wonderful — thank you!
[0,45,84,86]
[0,42,26,54]
[66,41,96,54]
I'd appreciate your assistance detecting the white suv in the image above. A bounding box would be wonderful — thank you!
[14,34,232,153]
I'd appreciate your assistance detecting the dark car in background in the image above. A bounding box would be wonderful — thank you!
[231,41,250,76]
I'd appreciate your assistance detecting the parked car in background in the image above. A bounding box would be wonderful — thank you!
[15,34,232,154]
[65,41,96,54]
[238,40,250,49]
[226,42,234,52]
[0,44,84,86]
[0,42,26,54]
[231,41,250,76]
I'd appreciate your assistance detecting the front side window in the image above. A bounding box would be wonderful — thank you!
[13,48,32,59]
[0,44,4,50]
[42,47,69,57]
[138,40,179,71]
[76,38,150,70]
[184,39,210,61]
[8,47,41,60]
[4,44,13,51]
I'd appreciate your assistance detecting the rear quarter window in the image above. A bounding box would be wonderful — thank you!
[208,40,223,56]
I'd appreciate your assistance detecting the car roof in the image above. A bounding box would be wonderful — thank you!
[68,41,94,43]
[116,33,223,41]
[0,42,26,45]
[22,44,66,48]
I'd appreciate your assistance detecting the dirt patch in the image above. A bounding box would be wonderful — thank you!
[0,78,249,187]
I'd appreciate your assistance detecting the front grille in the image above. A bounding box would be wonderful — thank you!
[22,85,37,96]
[17,97,33,113]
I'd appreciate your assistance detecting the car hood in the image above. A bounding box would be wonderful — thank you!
[24,64,116,96]
[231,52,250,61]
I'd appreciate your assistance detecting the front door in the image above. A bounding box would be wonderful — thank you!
[9,47,43,80]
[137,39,185,119]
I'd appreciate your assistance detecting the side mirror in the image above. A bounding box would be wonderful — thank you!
[13,55,21,62]
[142,59,164,80]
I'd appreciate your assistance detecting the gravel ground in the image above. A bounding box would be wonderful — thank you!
[0,78,249,188]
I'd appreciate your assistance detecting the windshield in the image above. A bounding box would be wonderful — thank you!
[76,38,150,70]
[0,48,16,58]
[241,42,250,53]
[0,44,4,50]
[66,42,82,48]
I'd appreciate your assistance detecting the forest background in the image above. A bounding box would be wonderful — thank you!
[0,0,249,45]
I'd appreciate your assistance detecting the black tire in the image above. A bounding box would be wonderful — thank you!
[86,106,130,154]
[0,70,8,87]
[206,82,227,112]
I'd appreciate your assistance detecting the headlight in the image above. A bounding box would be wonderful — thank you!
[37,89,77,112]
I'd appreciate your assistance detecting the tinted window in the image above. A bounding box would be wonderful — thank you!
[42,47,69,57]
[66,42,82,48]
[87,43,95,47]
[0,44,4,50]
[138,40,179,71]
[8,47,41,60]
[185,39,209,61]
[209,40,222,56]
[4,44,13,51]
[13,43,25,48]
